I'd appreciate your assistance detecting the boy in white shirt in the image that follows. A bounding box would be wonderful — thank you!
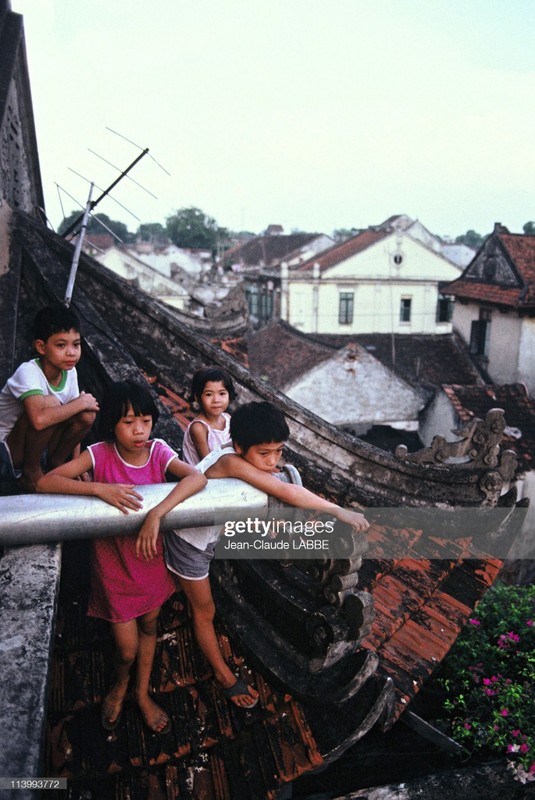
[0,304,99,490]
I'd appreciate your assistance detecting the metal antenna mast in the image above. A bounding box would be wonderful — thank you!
[64,182,94,307]
[61,147,149,238]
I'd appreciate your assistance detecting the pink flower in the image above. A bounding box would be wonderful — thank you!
[512,730,521,738]
[469,618,480,626]
[529,763,535,775]
[485,688,497,696]
[464,722,472,730]
[501,708,509,717]
[508,744,519,753]
[520,744,530,754]
[526,620,533,627]
[483,678,492,685]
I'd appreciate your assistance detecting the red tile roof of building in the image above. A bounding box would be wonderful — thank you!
[297,228,390,273]
[499,233,535,302]
[443,232,535,309]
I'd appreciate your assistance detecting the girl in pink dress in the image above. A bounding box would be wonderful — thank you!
[38,381,206,734]
[182,366,236,465]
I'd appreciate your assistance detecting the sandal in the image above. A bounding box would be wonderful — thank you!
[223,678,259,708]
[101,695,124,731]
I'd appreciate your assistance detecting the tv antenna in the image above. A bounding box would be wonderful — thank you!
[60,146,149,239]
[56,128,170,305]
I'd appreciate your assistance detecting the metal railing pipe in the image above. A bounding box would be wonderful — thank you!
[0,479,270,547]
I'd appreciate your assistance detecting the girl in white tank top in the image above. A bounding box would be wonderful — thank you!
[182,366,236,465]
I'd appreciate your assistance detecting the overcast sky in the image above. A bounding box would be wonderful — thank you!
[12,0,535,240]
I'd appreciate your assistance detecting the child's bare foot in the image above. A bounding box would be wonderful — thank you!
[136,694,171,735]
[101,683,128,730]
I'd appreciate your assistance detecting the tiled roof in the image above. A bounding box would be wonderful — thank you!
[247,322,336,387]
[441,383,535,470]
[443,232,535,309]
[10,212,517,798]
[81,233,115,251]
[297,229,389,274]
[47,554,324,798]
[441,281,525,306]
[499,233,535,303]
[213,336,249,367]
[359,529,503,720]
[223,233,321,267]
[309,332,485,395]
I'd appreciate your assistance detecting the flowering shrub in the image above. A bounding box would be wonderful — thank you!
[437,582,535,783]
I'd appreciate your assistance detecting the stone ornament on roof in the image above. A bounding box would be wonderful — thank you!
[396,408,518,505]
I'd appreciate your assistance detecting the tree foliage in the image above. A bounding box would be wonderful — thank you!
[332,227,362,243]
[523,221,535,235]
[165,206,228,251]
[454,229,486,250]
[58,210,133,242]
[137,222,167,242]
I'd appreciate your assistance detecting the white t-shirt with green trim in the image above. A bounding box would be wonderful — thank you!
[0,358,80,442]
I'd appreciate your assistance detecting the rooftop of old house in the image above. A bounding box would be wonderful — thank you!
[223,231,327,270]
[247,321,486,399]
[443,226,535,309]
[0,3,528,796]
[0,208,524,799]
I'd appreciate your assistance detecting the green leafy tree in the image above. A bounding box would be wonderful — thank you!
[165,206,228,251]
[522,221,535,235]
[58,210,133,242]
[333,227,362,242]
[455,229,486,250]
[137,222,167,242]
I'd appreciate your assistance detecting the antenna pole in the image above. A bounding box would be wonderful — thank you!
[64,182,94,307]
[62,148,149,238]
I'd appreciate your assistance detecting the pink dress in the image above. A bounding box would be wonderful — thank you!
[87,439,178,623]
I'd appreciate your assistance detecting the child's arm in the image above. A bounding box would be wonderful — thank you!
[36,452,144,513]
[23,390,100,430]
[208,454,369,531]
[188,420,211,461]
[135,458,207,560]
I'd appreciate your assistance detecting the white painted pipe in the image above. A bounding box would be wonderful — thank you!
[0,479,270,547]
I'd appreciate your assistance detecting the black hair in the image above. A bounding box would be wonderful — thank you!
[230,401,290,453]
[33,304,81,341]
[189,366,236,405]
[98,380,160,442]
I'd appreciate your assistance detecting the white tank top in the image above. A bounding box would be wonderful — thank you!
[181,413,231,465]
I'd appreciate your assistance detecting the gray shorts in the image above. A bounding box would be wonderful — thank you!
[0,440,20,480]
[165,534,216,581]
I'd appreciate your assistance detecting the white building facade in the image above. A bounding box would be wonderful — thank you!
[281,230,461,335]
[443,226,535,396]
